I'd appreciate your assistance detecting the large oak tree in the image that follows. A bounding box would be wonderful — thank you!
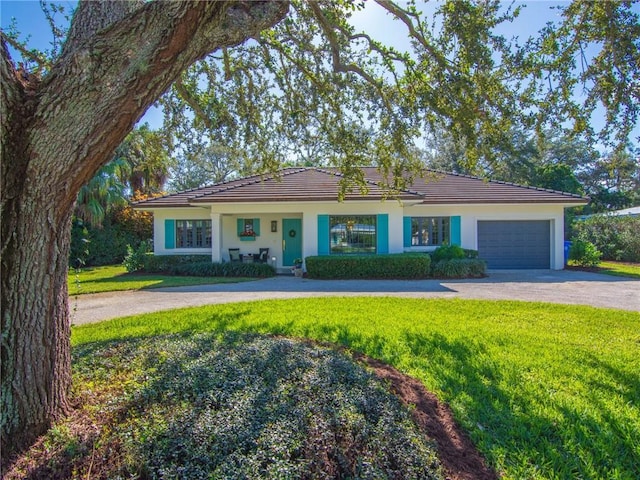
[1,0,289,456]
[2,0,638,459]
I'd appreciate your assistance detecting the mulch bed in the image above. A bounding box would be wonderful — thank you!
[353,352,498,480]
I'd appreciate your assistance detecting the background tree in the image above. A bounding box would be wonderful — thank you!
[2,0,639,459]
[114,124,171,196]
[579,147,640,212]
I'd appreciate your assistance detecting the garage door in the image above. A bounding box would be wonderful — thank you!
[477,220,550,269]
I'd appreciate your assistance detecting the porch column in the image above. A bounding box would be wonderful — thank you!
[211,212,222,263]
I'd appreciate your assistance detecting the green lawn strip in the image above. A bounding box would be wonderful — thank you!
[597,261,640,279]
[72,298,640,479]
[68,265,255,295]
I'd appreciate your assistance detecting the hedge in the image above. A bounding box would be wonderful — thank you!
[305,254,431,279]
[141,254,275,278]
[431,259,487,278]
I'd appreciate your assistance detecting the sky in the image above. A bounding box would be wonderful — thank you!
[1,0,638,143]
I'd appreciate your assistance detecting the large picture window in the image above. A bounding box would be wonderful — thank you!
[176,220,212,248]
[411,217,449,246]
[330,215,376,254]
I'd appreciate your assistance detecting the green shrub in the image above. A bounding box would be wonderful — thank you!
[69,221,91,269]
[431,259,487,278]
[141,254,211,272]
[123,240,152,272]
[141,255,275,278]
[569,240,602,267]
[463,248,479,259]
[69,216,151,267]
[431,244,466,262]
[571,215,640,262]
[305,254,431,279]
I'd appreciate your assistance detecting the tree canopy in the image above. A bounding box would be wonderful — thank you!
[1,0,639,459]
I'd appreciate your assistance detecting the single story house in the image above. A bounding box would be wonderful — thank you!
[134,167,587,270]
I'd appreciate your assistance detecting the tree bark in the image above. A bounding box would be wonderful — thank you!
[1,0,288,458]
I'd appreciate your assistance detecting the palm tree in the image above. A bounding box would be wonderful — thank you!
[75,156,131,226]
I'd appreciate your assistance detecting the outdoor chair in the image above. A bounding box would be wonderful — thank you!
[228,248,241,263]
[257,248,269,263]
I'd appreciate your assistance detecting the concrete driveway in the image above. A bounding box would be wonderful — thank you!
[70,269,639,325]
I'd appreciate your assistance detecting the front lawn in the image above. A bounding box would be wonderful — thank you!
[65,298,640,479]
[567,260,640,279]
[68,265,254,295]
[597,261,640,279]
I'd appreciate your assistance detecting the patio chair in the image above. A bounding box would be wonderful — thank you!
[256,248,269,263]
[228,248,241,263]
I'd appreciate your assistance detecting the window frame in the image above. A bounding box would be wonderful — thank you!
[329,215,377,254]
[175,219,212,249]
[410,216,450,247]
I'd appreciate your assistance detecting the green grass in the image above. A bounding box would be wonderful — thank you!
[597,261,640,279]
[73,298,640,479]
[68,265,254,295]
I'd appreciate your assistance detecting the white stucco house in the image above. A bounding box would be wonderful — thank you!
[134,167,587,270]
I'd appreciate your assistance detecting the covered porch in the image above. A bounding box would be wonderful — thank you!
[210,212,303,271]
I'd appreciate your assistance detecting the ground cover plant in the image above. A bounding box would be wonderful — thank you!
[66,298,640,479]
[4,333,443,479]
[68,265,254,295]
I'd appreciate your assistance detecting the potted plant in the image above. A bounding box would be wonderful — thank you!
[292,258,303,277]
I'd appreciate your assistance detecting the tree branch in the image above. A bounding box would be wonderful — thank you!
[0,31,51,70]
[307,2,392,112]
[30,0,289,213]
[373,0,453,72]
[174,78,215,131]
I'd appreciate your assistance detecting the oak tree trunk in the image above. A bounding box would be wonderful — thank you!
[1,0,288,459]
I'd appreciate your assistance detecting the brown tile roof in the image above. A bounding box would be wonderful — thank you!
[134,167,587,208]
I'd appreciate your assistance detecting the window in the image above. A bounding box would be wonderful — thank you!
[176,220,212,248]
[411,217,449,246]
[329,215,376,254]
[242,218,255,236]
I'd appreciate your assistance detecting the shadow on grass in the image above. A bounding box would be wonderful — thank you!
[71,330,443,479]
[396,331,639,478]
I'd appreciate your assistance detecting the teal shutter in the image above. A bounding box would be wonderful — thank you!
[450,216,461,246]
[254,218,260,236]
[317,215,329,255]
[164,219,175,249]
[237,218,244,236]
[377,214,389,254]
[403,217,412,248]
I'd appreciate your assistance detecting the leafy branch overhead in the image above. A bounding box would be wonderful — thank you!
[157,0,638,193]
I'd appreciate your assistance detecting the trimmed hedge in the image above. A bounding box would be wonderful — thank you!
[141,254,275,278]
[305,254,431,279]
[431,244,479,262]
[431,259,487,278]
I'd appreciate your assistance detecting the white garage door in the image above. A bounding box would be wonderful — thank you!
[477,220,551,269]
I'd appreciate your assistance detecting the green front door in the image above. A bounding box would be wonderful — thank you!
[282,218,302,266]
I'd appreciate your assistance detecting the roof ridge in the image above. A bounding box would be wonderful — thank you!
[424,167,586,199]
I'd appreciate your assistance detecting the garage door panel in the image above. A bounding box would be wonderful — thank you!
[478,220,550,269]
